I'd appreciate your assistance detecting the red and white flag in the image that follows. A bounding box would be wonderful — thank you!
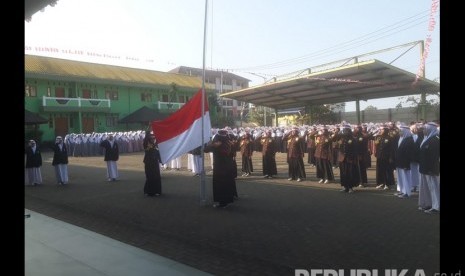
[151,88,211,164]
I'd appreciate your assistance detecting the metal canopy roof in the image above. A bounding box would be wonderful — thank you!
[221,59,439,110]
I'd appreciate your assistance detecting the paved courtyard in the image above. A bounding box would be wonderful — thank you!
[25,151,439,275]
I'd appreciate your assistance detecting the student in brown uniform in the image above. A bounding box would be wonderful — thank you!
[260,129,278,178]
[337,125,359,193]
[285,127,306,182]
[353,125,370,187]
[239,131,254,177]
[373,126,396,190]
[314,127,334,183]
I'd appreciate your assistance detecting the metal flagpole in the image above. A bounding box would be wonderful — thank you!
[199,0,208,205]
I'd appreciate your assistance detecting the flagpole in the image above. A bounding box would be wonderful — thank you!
[199,0,208,206]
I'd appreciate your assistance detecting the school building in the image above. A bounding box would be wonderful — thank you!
[25,55,209,142]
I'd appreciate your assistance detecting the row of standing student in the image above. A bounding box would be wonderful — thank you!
[25,134,120,186]
[25,131,228,208]
[228,122,439,212]
[25,122,439,212]
[25,136,69,186]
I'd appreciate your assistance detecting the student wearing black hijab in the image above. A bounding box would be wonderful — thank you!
[205,129,237,208]
[143,131,162,196]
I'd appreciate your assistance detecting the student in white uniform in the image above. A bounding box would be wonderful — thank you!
[100,134,119,181]
[170,156,182,170]
[409,123,424,193]
[418,122,440,213]
[52,136,69,185]
[25,140,43,186]
[394,125,414,198]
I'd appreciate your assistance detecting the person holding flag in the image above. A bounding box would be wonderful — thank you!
[205,129,237,208]
[151,88,212,204]
[143,131,162,196]
[151,89,211,165]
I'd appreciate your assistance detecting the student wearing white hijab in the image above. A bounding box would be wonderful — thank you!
[25,140,42,186]
[394,125,415,198]
[52,136,69,185]
[409,123,424,192]
[99,134,120,181]
[418,122,440,213]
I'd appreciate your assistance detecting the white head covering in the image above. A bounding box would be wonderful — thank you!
[399,125,412,138]
[420,122,439,147]
[29,140,37,152]
[398,125,412,147]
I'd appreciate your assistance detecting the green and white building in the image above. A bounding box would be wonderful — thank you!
[25,55,208,142]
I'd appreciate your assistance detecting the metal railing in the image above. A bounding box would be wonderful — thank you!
[157,101,184,110]
[42,96,111,108]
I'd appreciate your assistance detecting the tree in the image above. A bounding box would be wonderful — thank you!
[248,107,265,126]
[295,111,310,126]
[207,93,221,127]
[396,77,440,119]
[364,105,378,111]
[306,105,338,124]
[397,92,440,121]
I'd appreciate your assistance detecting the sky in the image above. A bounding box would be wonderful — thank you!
[25,0,440,112]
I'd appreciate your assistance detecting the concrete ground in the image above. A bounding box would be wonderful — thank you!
[25,151,439,275]
[25,209,212,276]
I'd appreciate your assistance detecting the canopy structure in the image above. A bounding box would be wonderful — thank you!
[221,59,439,111]
[25,0,58,20]
[25,109,48,125]
[118,106,167,124]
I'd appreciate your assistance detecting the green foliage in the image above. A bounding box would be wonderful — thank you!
[306,105,338,124]
[248,108,265,126]
[364,105,378,111]
[397,92,440,120]
[207,93,221,127]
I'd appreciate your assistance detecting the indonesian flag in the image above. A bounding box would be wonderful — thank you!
[151,88,211,164]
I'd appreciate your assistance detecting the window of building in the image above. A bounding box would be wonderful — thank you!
[92,90,98,98]
[82,89,92,99]
[206,77,216,84]
[222,99,233,106]
[162,94,169,102]
[141,92,152,102]
[25,85,37,97]
[68,88,76,98]
[222,79,232,86]
[178,95,185,103]
[105,114,119,127]
[105,91,119,100]
[55,87,65,98]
